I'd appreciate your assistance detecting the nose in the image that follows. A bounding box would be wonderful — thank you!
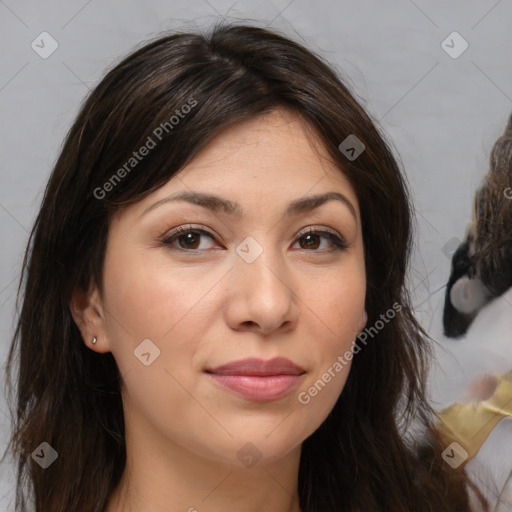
[224,244,299,336]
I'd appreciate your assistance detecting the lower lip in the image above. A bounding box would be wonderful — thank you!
[207,374,303,402]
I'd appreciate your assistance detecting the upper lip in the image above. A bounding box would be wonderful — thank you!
[205,357,306,376]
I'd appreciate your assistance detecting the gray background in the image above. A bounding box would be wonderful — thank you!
[1,0,512,510]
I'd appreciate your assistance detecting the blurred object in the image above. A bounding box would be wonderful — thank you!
[450,275,491,315]
[494,469,512,512]
[467,374,499,402]
[428,285,512,512]
[443,114,512,338]
[436,370,512,460]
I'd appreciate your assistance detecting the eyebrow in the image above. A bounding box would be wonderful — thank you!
[140,190,357,221]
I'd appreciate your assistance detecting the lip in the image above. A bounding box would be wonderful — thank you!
[205,357,306,402]
[206,357,305,376]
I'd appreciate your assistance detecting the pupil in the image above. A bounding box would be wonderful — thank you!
[182,233,198,248]
[303,234,319,249]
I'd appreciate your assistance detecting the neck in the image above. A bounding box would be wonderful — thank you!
[105,417,303,512]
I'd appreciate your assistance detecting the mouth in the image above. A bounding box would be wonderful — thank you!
[205,357,306,402]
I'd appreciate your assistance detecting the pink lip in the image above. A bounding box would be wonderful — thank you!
[205,357,306,402]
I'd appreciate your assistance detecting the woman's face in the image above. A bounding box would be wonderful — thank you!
[79,108,367,468]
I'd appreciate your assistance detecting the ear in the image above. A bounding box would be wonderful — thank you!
[69,279,110,354]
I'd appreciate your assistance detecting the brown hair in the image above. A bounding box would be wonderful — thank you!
[3,22,475,511]
[473,114,512,295]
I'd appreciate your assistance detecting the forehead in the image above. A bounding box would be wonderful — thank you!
[183,108,331,172]
[171,108,359,211]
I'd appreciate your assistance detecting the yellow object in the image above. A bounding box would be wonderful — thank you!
[436,370,512,461]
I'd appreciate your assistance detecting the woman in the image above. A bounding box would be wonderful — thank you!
[2,23,478,511]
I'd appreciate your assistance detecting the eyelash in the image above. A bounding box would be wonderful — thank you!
[160,224,348,255]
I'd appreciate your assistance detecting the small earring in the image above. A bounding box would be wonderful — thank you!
[92,336,97,345]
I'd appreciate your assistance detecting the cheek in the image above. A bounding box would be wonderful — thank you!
[100,244,218,389]
[304,264,366,344]
[102,246,213,342]
[296,264,365,411]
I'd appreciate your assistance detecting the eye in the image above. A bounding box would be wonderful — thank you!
[161,225,218,252]
[293,227,348,253]
[160,225,348,254]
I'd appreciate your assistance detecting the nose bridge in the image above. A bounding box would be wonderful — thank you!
[236,233,289,296]
[231,233,296,329]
